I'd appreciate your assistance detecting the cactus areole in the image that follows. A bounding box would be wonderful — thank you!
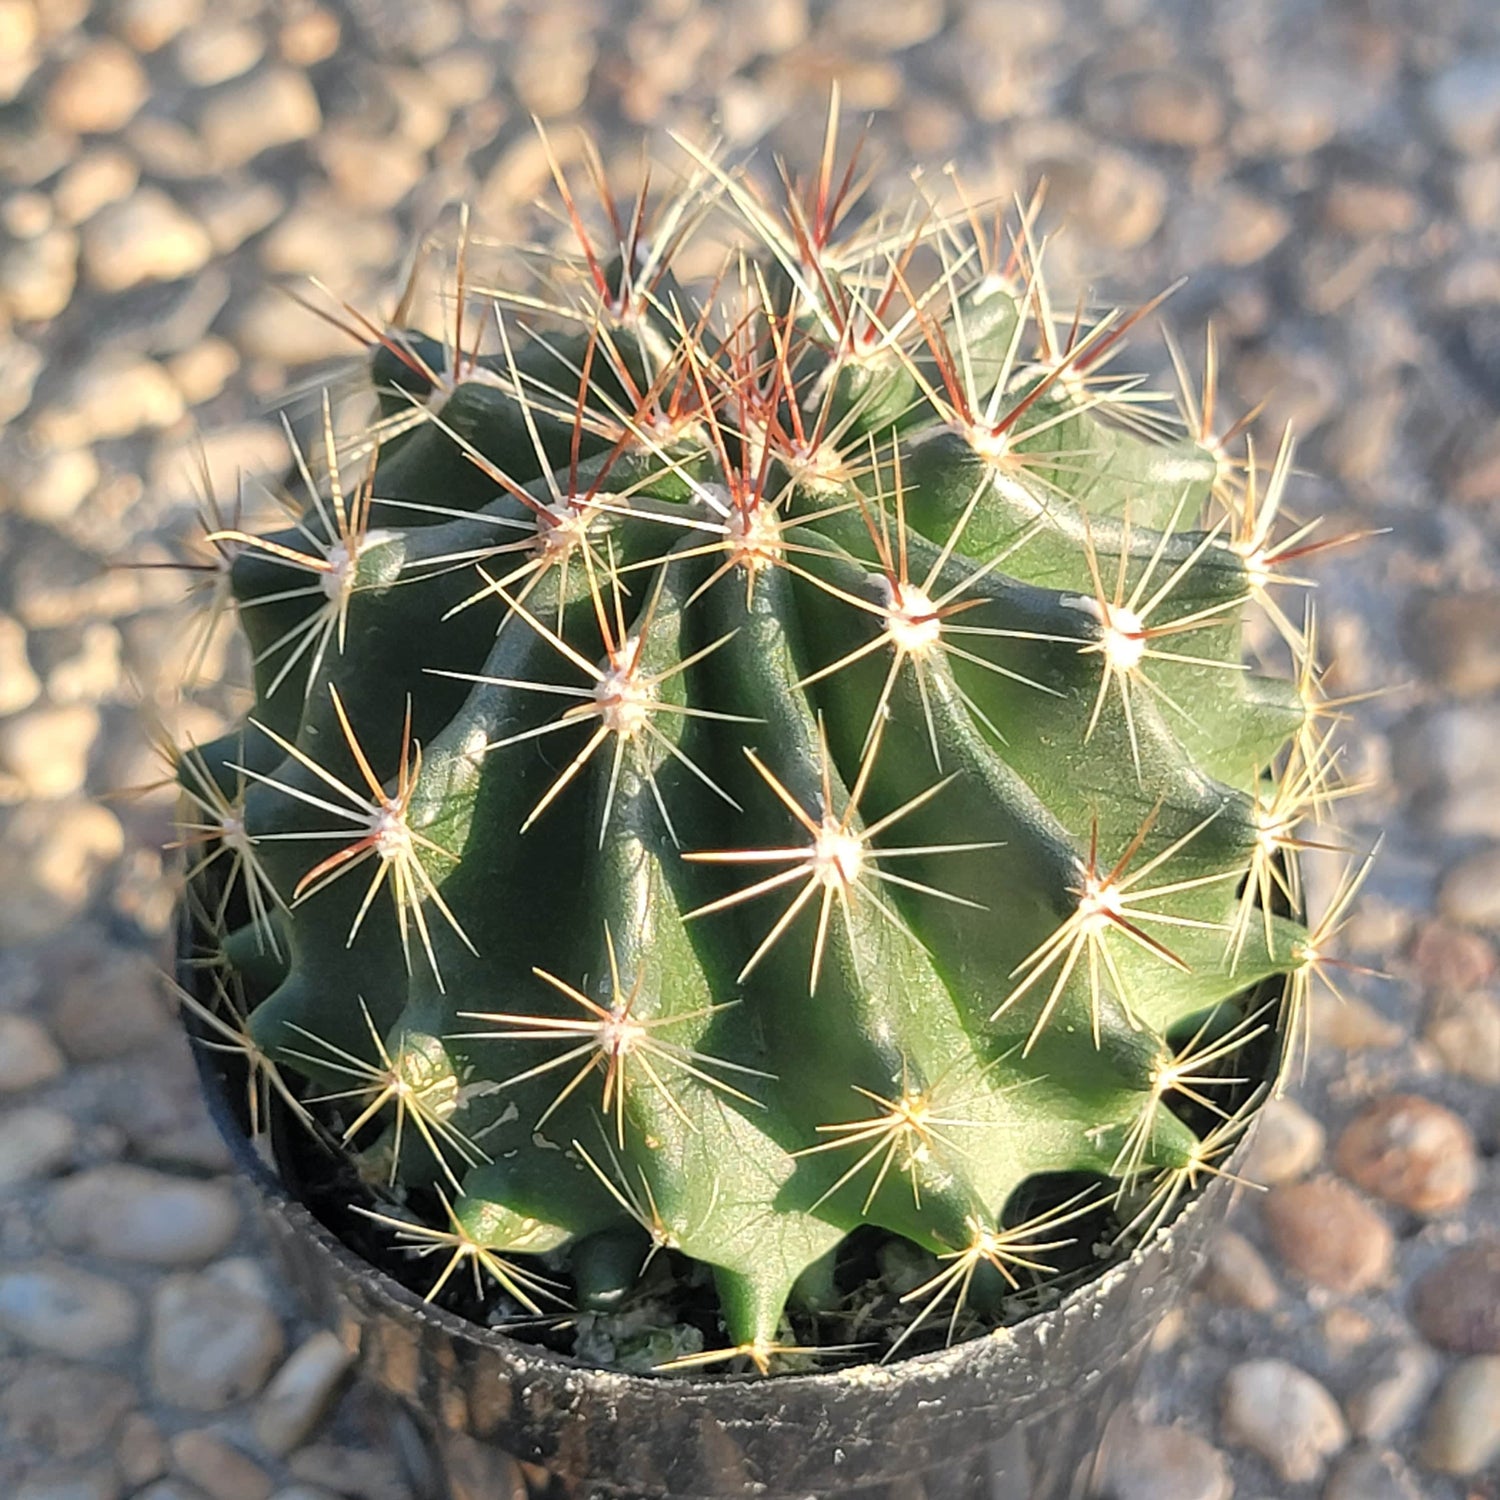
[173,113,1364,1496]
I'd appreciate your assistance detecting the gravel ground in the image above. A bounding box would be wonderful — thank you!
[2,0,1499,1497]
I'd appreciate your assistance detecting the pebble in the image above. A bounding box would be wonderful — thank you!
[109,0,202,52]
[1409,919,1496,992]
[1213,186,1290,267]
[1199,1229,1280,1311]
[1075,148,1168,249]
[1419,1356,1500,1475]
[318,130,426,214]
[0,1357,137,1459]
[81,189,214,294]
[174,19,263,86]
[1322,1447,1421,1500]
[48,940,169,1059]
[254,1330,355,1456]
[197,68,322,170]
[1411,1241,1500,1353]
[0,702,99,798]
[1333,1094,1477,1214]
[0,225,78,321]
[1448,422,1500,507]
[0,1263,139,1359]
[1423,988,1500,1083]
[136,1484,210,1500]
[0,1011,65,1091]
[168,1430,273,1500]
[1455,157,1500,231]
[1261,1177,1393,1294]
[1311,992,1403,1052]
[0,0,38,66]
[0,611,41,714]
[31,354,184,446]
[258,198,400,277]
[149,1269,284,1411]
[1094,67,1226,149]
[191,180,285,255]
[52,147,139,225]
[124,114,209,177]
[231,287,367,365]
[44,38,149,134]
[1245,1095,1325,1184]
[1408,590,1500,699]
[165,335,239,404]
[1426,57,1500,155]
[1322,176,1420,237]
[119,1411,168,1486]
[1438,844,1500,930]
[1220,1358,1348,1485]
[278,7,341,67]
[15,1465,123,1500]
[1092,1418,1232,1500]
[47,623,122,706]
[0,1105,77,1187]
[4,188,52,236]
[1234,67,1342,156]
[0,800,124,945]
[1348,1343,1440,1442]
[45,1164,240,1265]
[0,338,42,423]
[9,446,100,522]
[96,1042,232,1171]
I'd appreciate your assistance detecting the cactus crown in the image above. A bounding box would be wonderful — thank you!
[173,110,1365,1375]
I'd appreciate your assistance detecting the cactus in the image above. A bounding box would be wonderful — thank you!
[174,113,1367,1375]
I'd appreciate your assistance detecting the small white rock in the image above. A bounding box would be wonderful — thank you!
[1093,1418,1233,1500]
[1245,1095,1326,1184]
[1323,1446,1421,1500]
[168,1428,273,1500]
[10,447,99,523]
[52,147,139,225]
[254,1330,356,1455]
[15,1462,123,1500]
[0,1263,140,1359]
[1200,1229,1280,1311]
[1348,1343,1440,1442]
[109,0,202,51]
[149,1270,285,1411]
[0,1105,76,1187]
[45,37,149,133]
[0,225,78,321]
[1426,58,1500,155]
[0,1012,65,1091]
[45,1164,240,1265]
[32,355,184,446]
[197,68,321,170]
[0,702,99,798]
[1221,1357,1349,1484]
[81,189,213,294]
[1420,1355,1500,1475]
[0,611,41,714]
[0,799,124,946]
[174,19,263,86]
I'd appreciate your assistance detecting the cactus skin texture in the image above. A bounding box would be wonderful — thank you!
[177,117,1362,1375]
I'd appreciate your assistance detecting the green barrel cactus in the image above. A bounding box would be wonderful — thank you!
[173,118,1364,1374]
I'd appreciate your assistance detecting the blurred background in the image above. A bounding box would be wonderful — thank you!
[0,1,1497,1497]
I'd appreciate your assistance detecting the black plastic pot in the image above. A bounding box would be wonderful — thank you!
[187,980,1258,1500]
